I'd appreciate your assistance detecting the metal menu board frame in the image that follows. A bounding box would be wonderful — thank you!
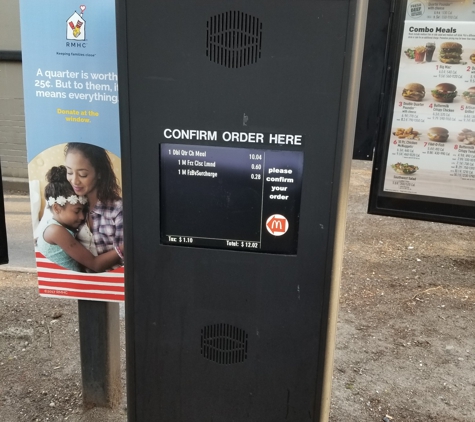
[369,0,475,226]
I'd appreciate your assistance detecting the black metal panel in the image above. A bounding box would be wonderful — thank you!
[77,301,121,407]
[353,0,393,160]
[0,50,22,61]
[118,1,358,420]
[0,163,8,265]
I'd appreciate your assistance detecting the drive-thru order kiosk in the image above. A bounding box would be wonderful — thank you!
[117,1,368,420]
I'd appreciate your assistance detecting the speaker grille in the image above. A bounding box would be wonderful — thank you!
[201,323,248,364]
[206,11,262,68]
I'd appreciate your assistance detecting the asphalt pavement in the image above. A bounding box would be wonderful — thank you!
[2,193,36,271]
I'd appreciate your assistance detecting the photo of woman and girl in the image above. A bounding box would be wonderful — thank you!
[36,143,124,272]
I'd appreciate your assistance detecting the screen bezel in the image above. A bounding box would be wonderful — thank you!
[159,142,305,254]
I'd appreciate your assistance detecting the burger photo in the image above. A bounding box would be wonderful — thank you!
[402,83,425,101]
[462,87,475,104]
[470,53,475,64]
[431,83,457,103]
[427,127,449,142]
[439,42,462,64]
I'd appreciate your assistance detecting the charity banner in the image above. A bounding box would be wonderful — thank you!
[19,0,124,302]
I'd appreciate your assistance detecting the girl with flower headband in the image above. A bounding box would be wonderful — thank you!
[36,166,123,272]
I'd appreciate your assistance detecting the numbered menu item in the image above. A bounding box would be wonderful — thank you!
[160,144,304,254]
[407,1,475,21]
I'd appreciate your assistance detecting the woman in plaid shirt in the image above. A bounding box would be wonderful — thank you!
[65,142,123,268]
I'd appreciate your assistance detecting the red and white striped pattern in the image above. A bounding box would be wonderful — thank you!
[36,251,124,302]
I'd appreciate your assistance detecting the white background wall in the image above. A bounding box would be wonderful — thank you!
[0,0,21,50]
[0,0,27,180]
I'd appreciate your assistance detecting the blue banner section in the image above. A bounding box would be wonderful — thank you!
[19,0,120,160]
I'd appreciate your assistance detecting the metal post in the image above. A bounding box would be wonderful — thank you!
[78,300,121,408]
[0,162,9,265]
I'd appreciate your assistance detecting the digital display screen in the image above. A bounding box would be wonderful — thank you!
[160,144,304,254]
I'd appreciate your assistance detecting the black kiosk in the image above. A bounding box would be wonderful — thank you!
[117,1,368,420]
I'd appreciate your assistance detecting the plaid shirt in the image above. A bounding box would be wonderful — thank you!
[90,199,123,255]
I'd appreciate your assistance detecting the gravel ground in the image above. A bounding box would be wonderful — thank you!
[0,160,474,421]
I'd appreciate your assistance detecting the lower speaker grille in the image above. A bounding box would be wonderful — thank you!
[201,323,248,365]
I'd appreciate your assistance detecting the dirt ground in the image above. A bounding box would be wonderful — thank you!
[0,160,474,421]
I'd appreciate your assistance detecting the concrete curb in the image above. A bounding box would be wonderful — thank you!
[0,265,37,273]
[3,177,29,193]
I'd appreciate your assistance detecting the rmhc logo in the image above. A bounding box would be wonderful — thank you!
[66,5,87,47]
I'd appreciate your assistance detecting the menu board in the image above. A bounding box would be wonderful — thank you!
[369,0,475,226]
[160,144,304,254]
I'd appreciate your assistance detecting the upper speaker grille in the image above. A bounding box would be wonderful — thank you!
[206,11,262,68]
[201,323,248,364]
